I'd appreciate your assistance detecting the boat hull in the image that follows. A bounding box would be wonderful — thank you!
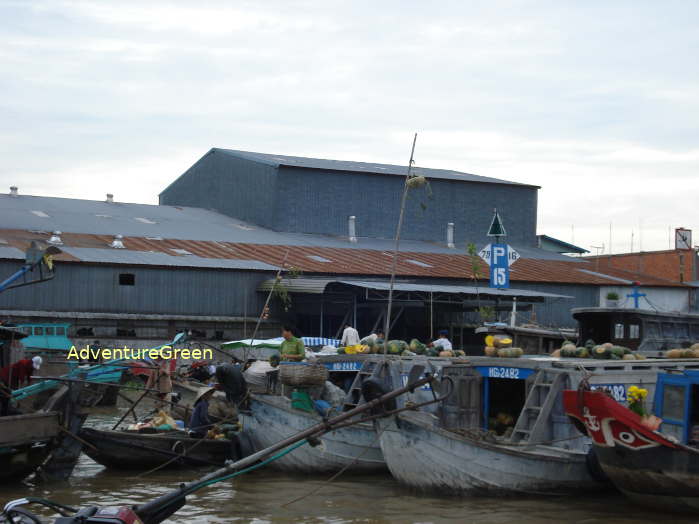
[378,412,599,495]
[240,395,386,474]
[0,412,61,483]
[80,428,238,470]
[564,390,699,512]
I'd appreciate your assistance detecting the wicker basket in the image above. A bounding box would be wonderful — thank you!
[279,362,329,387]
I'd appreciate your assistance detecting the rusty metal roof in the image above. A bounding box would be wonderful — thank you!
[0,228,686,287]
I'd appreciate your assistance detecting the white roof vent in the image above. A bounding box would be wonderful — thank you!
[307,255,331,263]
[106,193,114,203]
[170,248,193,256]
[348,216,357,243]
[134,217,157,224]
[109,234,125,249]
[447,222,455,249]
[9,186,18,197]
[47,230,63,245]
[31,210,50,218]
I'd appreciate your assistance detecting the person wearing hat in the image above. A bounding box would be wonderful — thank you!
[0,355,41,389]
[188,387,215,439]
[428,330,453,351]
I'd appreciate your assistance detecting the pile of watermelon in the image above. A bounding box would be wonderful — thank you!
[551,340,646,360]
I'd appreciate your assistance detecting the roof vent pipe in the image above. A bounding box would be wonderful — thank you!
[109,234,125,249]
[447,222,455,249]
[9,186,18,197]
[48,230,63,245]
[106,193,114,203]
[348,216,357,243]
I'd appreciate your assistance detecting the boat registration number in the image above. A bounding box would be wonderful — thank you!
[488,367,521,379]
[325,361,363,371]
[590,383,627,402]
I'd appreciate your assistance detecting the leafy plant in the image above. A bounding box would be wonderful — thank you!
[606,291,619,300]
[478,306,495,322]
[272,266,302,312]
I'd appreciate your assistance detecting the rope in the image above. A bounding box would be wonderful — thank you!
[280,421,388,507]
[185,440,307,492]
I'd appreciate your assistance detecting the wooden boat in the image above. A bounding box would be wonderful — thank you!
[564,376,699,512]
[0,411,61,483]
[171,379,233,423]
[377,355,699,495]
[239,393,386,473]
[573,307,699,357]
[79,427,239,469]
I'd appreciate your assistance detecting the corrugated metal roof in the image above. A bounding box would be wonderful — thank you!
[258,278,574,299]
[338,281,574,299]
[0,246,25,260]
[0,194,570,260]
[216,148,539,188]
[0,229,686,287]
[59,247,279,271]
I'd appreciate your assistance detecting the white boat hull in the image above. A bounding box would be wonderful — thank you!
[240,395,386,473]
[379,412,601,495]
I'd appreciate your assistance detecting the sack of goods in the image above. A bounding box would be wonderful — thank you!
[243,360,276,392]
[279,362,329,387]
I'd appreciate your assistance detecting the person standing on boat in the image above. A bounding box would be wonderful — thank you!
[341,324,360,347]
[428,330,453,351]
[188,387,215,438]
[146,355,173,413]
[214,363,248,406]
[279,325,305,362]
[0,355,41,389]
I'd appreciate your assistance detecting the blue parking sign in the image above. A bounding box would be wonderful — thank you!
[490,243,510,288]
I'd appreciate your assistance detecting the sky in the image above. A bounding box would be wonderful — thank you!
[1,0,697,254]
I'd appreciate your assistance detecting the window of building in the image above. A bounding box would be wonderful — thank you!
[34,327,44,336]
[693,324,699,340]
[629,324,640,339]
[676,323,690,339]
[119,273,135,286]
[45,327,55,336]
[214,330,224,340]
[56,327,65,336]
[116,328,137,337]
[614,323,624,339]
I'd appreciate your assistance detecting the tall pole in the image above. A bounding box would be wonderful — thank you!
[384,133,418,355]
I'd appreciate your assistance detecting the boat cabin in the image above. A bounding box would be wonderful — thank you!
[573,307,699,357]
[17,323,73,352]
[653,370,699,446]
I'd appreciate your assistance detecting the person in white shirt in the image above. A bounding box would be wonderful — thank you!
[429,330,453,351]
[341,324,360,346]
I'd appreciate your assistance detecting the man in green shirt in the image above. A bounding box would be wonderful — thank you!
[279,325,305,362]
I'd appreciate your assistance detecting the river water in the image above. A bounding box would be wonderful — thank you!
[2,405,696,523]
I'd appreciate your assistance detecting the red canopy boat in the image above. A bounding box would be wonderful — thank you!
[564,389,699,512]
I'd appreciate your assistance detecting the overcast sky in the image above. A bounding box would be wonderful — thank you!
[1,1,697,254]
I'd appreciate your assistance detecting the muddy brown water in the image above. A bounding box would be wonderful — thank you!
[1,406,696,523]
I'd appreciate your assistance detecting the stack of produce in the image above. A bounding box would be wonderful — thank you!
[551,340,646,360]
[665,343,699,359]
[483,335,523,358]
[339,338,466,358]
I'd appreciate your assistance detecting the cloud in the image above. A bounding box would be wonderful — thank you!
[0,0,697,253]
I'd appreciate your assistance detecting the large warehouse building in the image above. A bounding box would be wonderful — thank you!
[0,148,694,350]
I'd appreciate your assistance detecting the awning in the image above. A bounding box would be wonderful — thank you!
[258,278,573,300]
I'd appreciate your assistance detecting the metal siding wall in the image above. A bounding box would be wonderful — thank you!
[504,282,600,328]
[159,150,278,229]
[0,261,267,316]
[275,167,538,247]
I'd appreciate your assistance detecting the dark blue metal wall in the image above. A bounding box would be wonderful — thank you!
[160,151,539,247]
[0,261,268,317]
[159,149,278,229]
[275,166,538,247]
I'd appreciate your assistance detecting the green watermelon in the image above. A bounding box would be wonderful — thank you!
[409,338,426,354]
[592,345,610,359]
[387,340,404,354]
[610,346,625,359]
[576,347,589,358]
[584,339,596,350]
[426,348,439,357]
